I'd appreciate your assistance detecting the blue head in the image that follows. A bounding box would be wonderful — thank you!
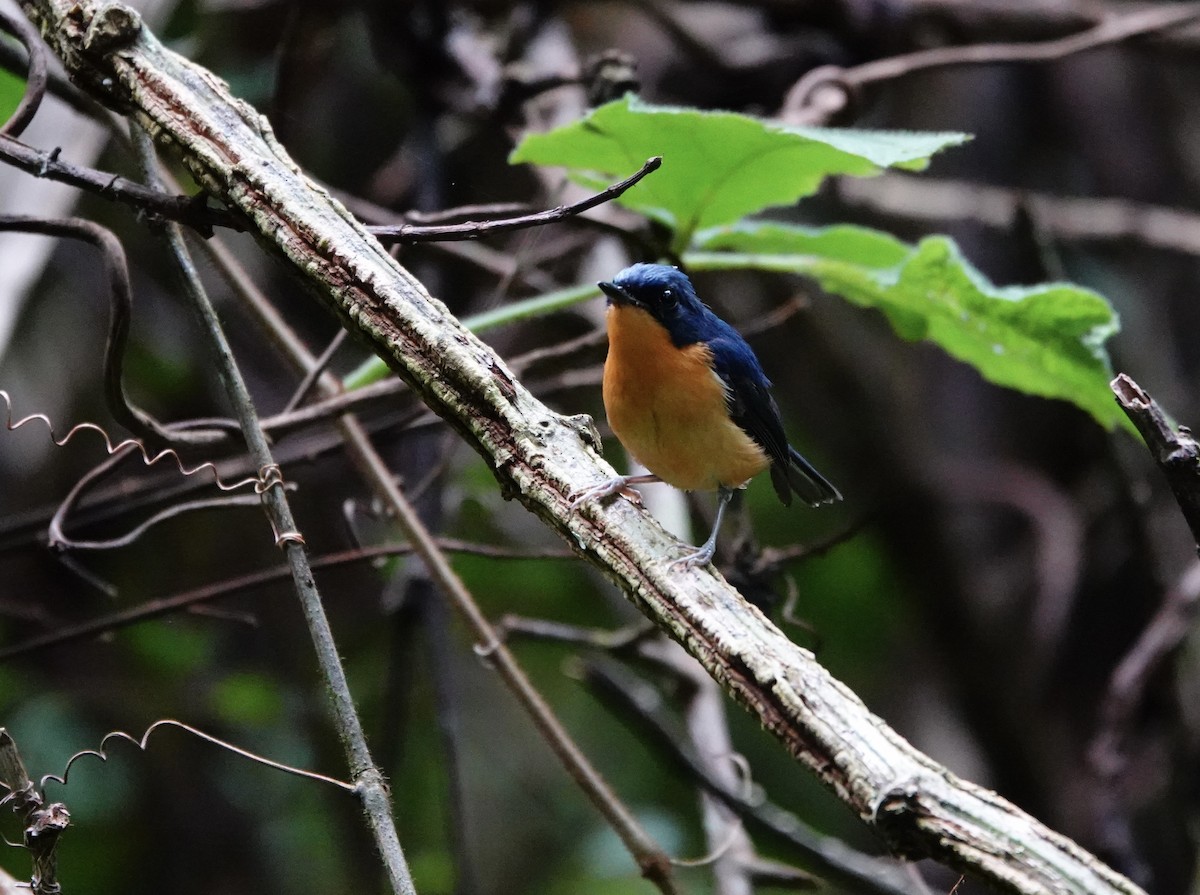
[598,263,731,348]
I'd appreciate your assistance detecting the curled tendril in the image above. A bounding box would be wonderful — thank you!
[0,6,49,139]
[38,720,355,793]
[1,389,264,493]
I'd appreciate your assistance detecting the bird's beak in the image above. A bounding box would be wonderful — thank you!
[598,281,641,308]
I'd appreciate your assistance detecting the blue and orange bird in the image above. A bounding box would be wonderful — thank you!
[576,263,841,568]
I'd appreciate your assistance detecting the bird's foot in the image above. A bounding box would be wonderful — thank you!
[668,542,716,571]
[570,477,644,511]
[571,474,660,510]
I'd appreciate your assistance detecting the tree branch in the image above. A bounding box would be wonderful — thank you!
[368,155,660,244]
[1111,373,1200,548]
[12,2,1147,892]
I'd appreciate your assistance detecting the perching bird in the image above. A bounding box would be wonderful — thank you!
[575,263,841,568]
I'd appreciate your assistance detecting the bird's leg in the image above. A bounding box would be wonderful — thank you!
[571,473,662,509]
[671,486,735,570]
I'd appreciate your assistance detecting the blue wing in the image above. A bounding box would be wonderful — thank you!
[706,334,840,507]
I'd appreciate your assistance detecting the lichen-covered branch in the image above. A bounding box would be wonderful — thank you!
[14,2,1145,892]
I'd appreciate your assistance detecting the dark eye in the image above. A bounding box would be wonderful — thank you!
[662,288,676,307]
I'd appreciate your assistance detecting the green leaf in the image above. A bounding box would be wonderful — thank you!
[509,95,969,249]
[690,222,1125,431]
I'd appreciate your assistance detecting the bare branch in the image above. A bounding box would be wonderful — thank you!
[0,540,568,661]
[1111,374,1200,547]
[783,3,1200,124]
[581,659,916,895]
[369,155,662,244]
[0,729,68,895]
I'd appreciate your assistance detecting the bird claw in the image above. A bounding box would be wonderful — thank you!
[668,543,715,571]
[570,478,643,511]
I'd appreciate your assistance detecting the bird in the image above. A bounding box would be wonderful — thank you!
[574,262,841,568]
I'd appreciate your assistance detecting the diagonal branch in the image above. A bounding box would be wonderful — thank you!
[14,2,1146,893]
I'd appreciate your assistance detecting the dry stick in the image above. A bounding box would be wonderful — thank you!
[0,729,69,895]
[1089,376,1200,879]
[369,156,661,244]
[339,417,680,893]
[783,3,1200,124]
[0,129,655,248]
[194,197,679,893]
[666,640,772,895]
[0,540,570,662]
[1110,374,1200,546]
[16,3,1143,892]
[581,659,914,895]
[1091,376,1200,786]
[896,0,1200,48]
[126,127,418,895]
[0,132,233,230]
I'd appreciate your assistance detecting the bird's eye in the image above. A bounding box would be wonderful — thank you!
[662,288,676,307]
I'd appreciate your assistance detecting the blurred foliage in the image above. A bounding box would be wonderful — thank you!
[2,2,1199,895]
[0,68,21,122]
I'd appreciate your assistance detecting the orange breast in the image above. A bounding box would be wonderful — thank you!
[602,304,769,492]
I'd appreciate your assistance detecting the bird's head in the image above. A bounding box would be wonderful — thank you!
[598,264,709,343]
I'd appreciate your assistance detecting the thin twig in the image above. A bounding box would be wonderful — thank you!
[0,216,224,446]
[55,490,266,551]
[336,417,681,894]
[45,416,247,551]
[369,156,661,244]
[280,328,349,415]
[0,540,569,661]
[404,201,533,223]
[0,134,235,233]
[580,659,916,895]
[130,126,417,895]
[782,3,1200,124]
[495,615,658,650]
[1111,374,1200,547]
[0,7,48,139]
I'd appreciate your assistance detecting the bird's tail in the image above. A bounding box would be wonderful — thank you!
[770,446,841,507]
